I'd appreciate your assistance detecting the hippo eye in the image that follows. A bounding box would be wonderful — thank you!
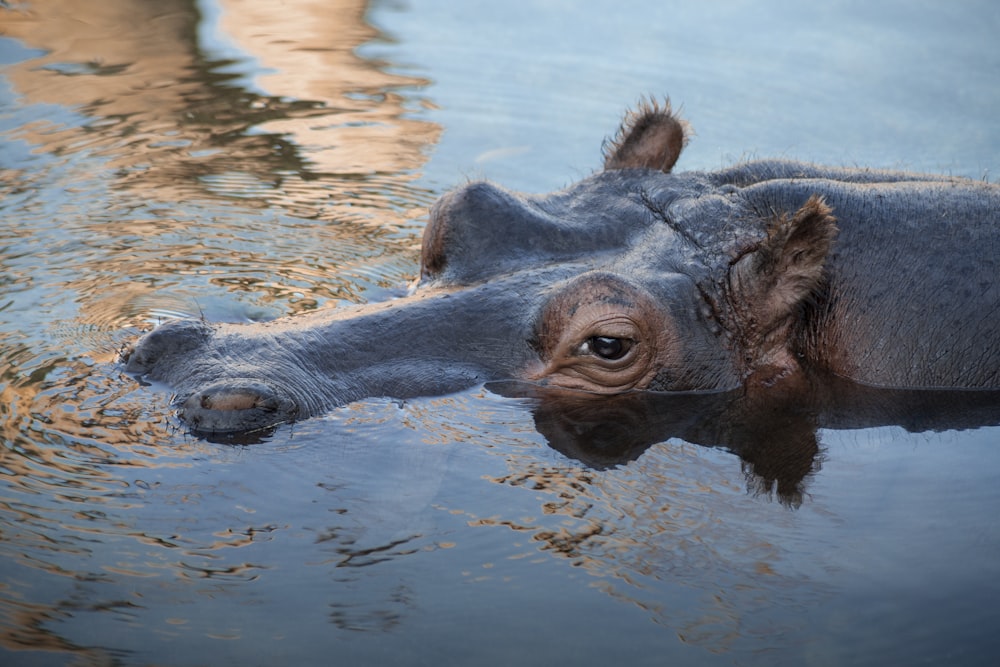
[580,336,633,361]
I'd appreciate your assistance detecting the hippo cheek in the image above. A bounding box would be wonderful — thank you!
[180,380,299,436]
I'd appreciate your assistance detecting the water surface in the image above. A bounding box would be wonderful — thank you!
[2,0,999,665]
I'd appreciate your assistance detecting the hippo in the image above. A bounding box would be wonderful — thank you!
[123,99,1000,437]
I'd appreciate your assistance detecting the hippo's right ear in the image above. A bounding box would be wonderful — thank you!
[603,98,690,173]
[726,196,838,382]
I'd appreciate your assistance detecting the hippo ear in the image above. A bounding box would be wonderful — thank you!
[603,98,690,173]
[727,196,838,378]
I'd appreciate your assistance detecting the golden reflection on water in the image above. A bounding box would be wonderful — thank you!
[218,0,440,175]
[2,0,438,202]
[1,0,440,342]
[0,0,445,658]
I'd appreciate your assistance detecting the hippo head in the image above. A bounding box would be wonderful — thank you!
[419,100,836,394]
[124,100,838,436]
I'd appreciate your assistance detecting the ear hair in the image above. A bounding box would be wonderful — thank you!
[727,195,838,376]
[602,97,691,173]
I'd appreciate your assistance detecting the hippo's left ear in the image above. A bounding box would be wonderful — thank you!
[603,98,690,173]
[727,196,838,380]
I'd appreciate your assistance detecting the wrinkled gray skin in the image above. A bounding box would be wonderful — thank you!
[124,100,1000,436]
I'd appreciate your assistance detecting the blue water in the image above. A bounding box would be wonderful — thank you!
[1,0,999,665]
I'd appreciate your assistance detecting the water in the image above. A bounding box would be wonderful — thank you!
[2,0,999,664]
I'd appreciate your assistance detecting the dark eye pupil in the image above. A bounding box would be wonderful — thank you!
[590,336,629,360]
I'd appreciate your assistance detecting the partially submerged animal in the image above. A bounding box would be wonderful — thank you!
[124,99,1000,436]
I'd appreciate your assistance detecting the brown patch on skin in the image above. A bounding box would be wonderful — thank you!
[530,273,679,393]
[727,195,838,384]
[603,97,691,173]
[199,390,266,411]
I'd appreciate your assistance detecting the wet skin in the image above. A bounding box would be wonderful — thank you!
[124,99,1000,436]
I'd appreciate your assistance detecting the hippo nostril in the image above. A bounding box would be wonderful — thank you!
[181,381,298,435]
[198,391,266,411]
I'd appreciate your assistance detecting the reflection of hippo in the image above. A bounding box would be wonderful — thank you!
[493,373,1000,505]
[124,99,1000,436]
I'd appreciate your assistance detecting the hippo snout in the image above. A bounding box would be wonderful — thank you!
[124,319,299,435]
[181,380,299,436]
